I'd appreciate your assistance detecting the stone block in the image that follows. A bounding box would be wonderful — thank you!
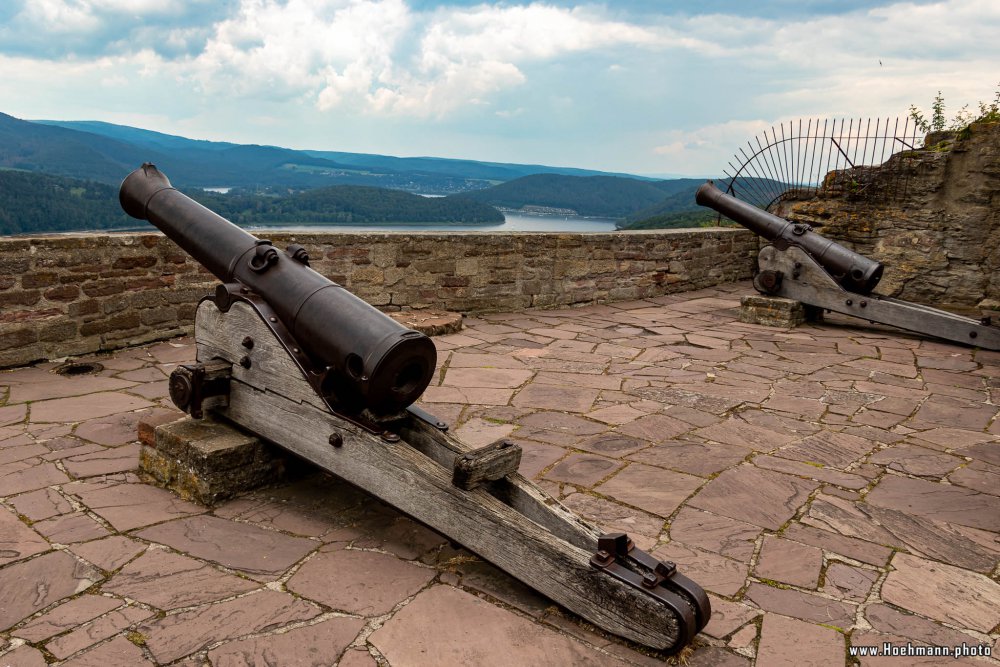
[351,266,384,284]
[141,417,290,505]
[0,257,30,273]
[520,280,542,295]
[100,295,130,314]
[112,256,157,270]
[140,306,179,326]
[68,299,100,317]
[740,295,806,327]
[129,289,167,309]
[177,303,198,321]
[82,278,124,297]
[42,284,79,302]
[369,244,398,268]
[39,321,78,343]
[163,287,212,304]
[103,324,152,344]
[0,342,43,369]
[0,308,60,324]
[138,411,187,447]
[3,290,41,306]
[0,326,39,351]
[440,275,469,288]
[127,276,172,291]
[80,313,141,337]
[455,257,479,276]
[21,272,59,288]
[531,293,559,308]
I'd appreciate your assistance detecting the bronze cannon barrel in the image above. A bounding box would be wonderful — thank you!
[120,163,436,416]
[695,181,884,294]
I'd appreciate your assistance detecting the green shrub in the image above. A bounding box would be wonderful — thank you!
[909,83,1000,133]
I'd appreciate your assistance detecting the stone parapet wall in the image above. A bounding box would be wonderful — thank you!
[0,229,756,368]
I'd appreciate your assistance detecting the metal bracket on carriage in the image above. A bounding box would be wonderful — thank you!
[590,532,711,651]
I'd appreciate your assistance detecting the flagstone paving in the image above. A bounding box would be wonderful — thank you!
[1,281,998,665]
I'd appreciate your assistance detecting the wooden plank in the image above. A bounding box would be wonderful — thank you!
[221,386,681,649]
[452,439,522,490]
[195,300,327,411]
[401,418,600,553]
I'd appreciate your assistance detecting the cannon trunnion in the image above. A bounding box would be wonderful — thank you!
[696,181,1000,350]
[121,164,711,654]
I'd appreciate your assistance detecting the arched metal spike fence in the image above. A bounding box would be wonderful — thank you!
[722,117,924,211]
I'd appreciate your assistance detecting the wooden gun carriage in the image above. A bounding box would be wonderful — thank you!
[120,164,711,654]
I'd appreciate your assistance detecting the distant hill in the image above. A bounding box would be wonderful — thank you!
[303,150,651,183]
[24,117,649,193]
[36,120,241,154]
[3,113,401,190]
[461,174,705,218]
[0,170,502,235]
[0,111,739,233]
[622,186,705,223]
[0,113,154,184]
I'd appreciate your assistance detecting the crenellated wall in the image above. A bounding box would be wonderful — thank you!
[0,229,757,368]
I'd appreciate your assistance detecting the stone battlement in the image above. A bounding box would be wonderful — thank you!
[0,228,756,368]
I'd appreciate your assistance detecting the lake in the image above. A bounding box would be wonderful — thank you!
[244,212,620,233]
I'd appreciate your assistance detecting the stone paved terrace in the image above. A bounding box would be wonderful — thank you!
[1,281,999,666]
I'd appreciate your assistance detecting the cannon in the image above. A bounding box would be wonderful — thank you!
[120,164,710,654]
[696,181,1000,350]
[121,163,435,417]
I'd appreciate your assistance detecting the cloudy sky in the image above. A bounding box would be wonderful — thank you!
[1,0,997,176]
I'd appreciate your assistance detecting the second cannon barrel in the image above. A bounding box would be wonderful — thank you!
[695,181,884,294]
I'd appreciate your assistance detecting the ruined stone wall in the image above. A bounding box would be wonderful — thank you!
[779,121,1000,313]
[0,228,756,368]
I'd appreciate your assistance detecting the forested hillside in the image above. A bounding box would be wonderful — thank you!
[615,185,714,229]
[617,177,788,229]
[192,187,503,225]
[0,170,132,234]
[1,111,730,232]
[616,210,719,230]
[0,170,502,235]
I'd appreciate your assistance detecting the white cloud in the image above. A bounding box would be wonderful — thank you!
[2,0,999,174]
[417,4,655,63]
[19,0,102,33]
[653,120,774,174]
[0,0,230,58]
[169,0,658,117]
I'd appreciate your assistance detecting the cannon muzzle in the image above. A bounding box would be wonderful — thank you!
[120,163,436,416]
[696,181,883,294]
